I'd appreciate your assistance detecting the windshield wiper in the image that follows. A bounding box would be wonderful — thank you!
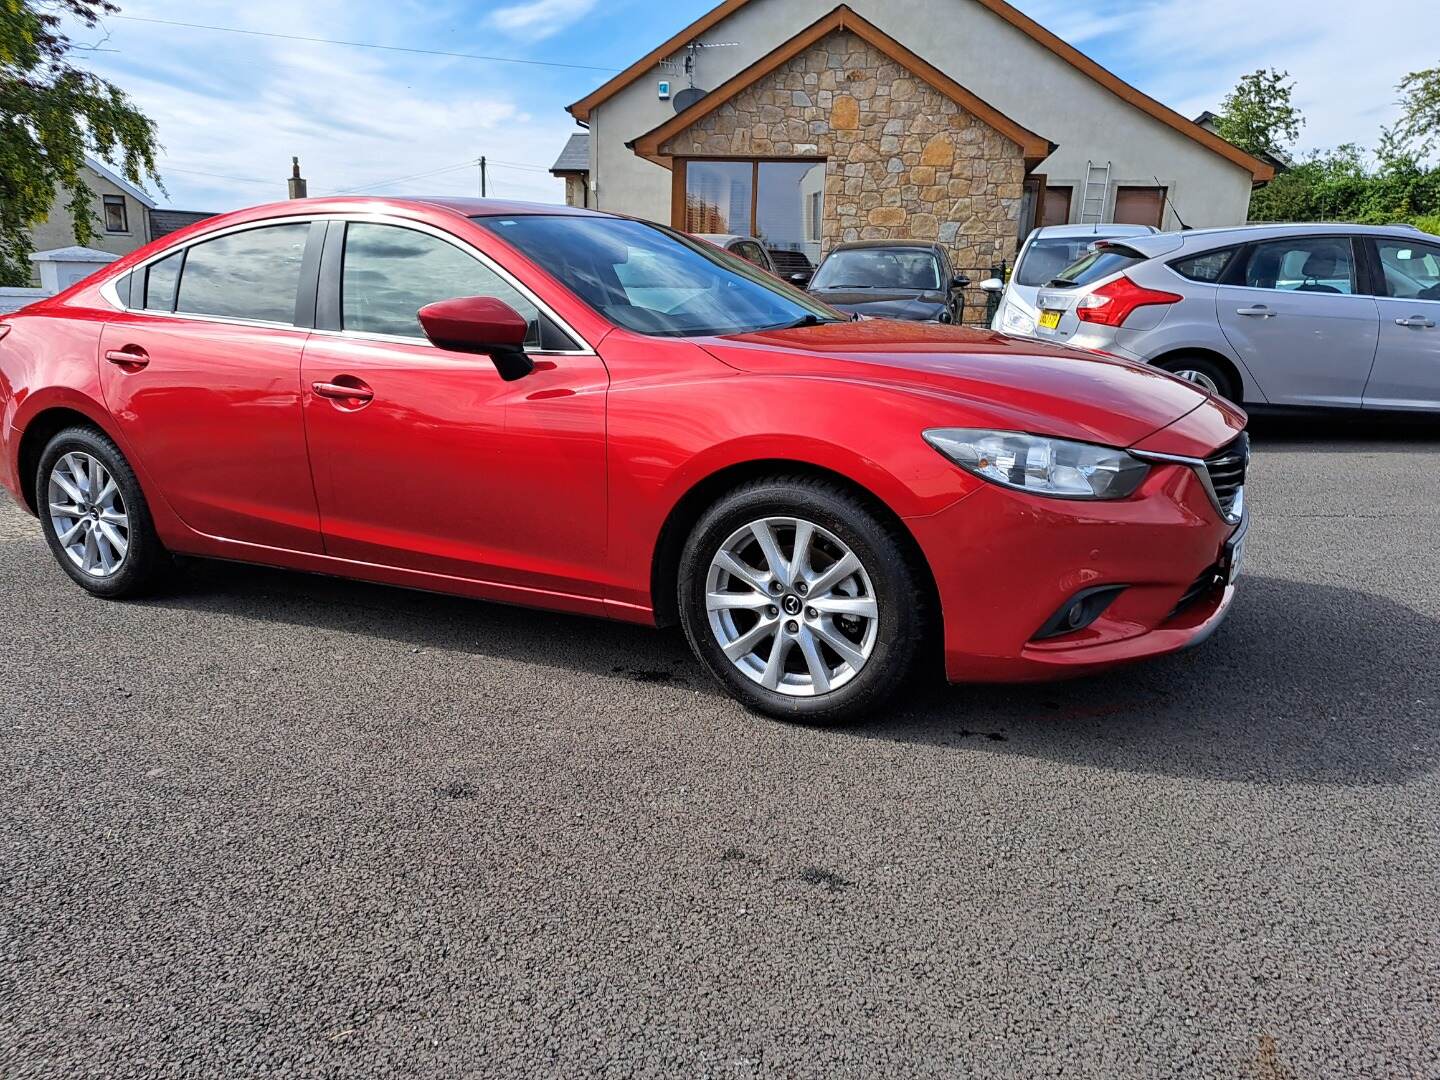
[763,313,837,331]
[1045,276,1080,288]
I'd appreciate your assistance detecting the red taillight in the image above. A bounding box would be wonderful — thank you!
[1075,275,1182,327]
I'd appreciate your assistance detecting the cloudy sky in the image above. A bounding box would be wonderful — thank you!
[63,0,1434,213]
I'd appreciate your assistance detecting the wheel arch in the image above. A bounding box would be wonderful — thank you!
[1149,346,1248,402]
[648,457,940,632]
[14,402,121,515]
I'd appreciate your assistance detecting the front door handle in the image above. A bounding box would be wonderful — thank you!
[1394,315,1436,328]
[312,378,374,406]
[104,346,149,371]
[1235,306,1275,318]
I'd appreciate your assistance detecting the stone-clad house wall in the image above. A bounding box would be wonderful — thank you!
[659,28,1026,321]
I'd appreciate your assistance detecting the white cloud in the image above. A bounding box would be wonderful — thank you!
[488,0,599,40]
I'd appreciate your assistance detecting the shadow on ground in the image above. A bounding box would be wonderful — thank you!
[149,560,1438,788]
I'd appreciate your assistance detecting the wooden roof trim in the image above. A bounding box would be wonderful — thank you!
[972,0,1273,181]
[569,0,1273,182]
[630,5,1053,168]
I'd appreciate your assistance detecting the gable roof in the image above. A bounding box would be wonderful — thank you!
[570,0,1274,182]
[629,5,1052,169]
[84,157,158,208]
[549,132,591,174]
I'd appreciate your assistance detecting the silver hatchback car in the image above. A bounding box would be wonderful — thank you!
[1031,223,1440,412]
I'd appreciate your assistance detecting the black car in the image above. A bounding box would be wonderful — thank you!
[807,240,969,322]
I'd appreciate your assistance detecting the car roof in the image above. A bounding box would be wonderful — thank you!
[1029,223,1159,239]
[1114,220,1438,261]
[697,233,762,245]
[828,239,943,253]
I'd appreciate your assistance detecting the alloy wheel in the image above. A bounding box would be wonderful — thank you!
[1172,368,1221,394]
[705,516,879,696]
[47,451,130,578]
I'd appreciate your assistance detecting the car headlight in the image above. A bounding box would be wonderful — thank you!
[923,428,1149,499]
[1001,304,1036,335]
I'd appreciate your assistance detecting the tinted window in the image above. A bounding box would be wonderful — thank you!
[1171,247,1237,283]
[1016,237,1135,287]
[732,241,768,269]
[175,224,309,322]
[144,251,182,311]
[1376,238,1440,301]
[811,248,942,291]
[474,215,835,338]
[1242,237,1355,295]
[1050,245,1146,287]
[342,222,549,346]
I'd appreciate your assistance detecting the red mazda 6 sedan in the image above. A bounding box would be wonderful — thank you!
[0,197,1248,723]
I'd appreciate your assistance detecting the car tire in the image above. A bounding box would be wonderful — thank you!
[36,425,168,598]
[677,476,929,724]
[1156,354,1238,402]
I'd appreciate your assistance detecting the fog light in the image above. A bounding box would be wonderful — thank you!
[1032,585,1127,641]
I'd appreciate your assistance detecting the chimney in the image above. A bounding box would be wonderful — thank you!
[287,156,307,200]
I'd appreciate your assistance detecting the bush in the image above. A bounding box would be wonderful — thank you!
[1248,144,1440,228]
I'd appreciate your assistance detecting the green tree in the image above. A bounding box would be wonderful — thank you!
[1214,67,1304,160]
[1,0,163,285]
[1395,62,1440,158]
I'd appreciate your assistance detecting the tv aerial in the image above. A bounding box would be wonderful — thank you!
[660,40,739,112]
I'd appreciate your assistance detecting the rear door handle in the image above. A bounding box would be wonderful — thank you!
[1235,306,1275,318]
[104,346,149,370]
[1394,315,1436,328]
[311,379,374,404]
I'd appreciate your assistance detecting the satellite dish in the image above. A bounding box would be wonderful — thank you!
[673,87,706,113]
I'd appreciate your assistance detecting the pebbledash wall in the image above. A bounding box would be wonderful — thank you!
[658,29,1025,319]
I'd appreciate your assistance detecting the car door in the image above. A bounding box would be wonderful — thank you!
[299,218,608,597]
[97,220,324,552]
[1215,235,1380,408]
[1364,234,1440,410]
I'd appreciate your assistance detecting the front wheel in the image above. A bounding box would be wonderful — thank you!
[677,477,928,724]
[36,426,167,598]
[1156,354,1237,402]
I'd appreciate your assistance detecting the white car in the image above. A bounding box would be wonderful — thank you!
[984,223,1160,336]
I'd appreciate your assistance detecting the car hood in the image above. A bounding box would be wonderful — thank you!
[702,320,1211,448]
[809,289,947,321]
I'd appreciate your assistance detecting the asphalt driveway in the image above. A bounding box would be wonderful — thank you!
[2,422,1437,1078]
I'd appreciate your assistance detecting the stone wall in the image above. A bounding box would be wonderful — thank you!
[660,28,1026,322]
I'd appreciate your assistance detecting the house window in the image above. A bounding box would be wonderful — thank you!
[682,158,825,268]
[103,195,129,233]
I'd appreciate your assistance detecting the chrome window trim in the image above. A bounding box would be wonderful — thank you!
[97,212,597,356]
[1129,447,1245,525]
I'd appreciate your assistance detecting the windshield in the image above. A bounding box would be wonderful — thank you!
[471,215,837,337]
[1047,244,1147,288]
[810,248,942,291]
[1015,236,1134,287]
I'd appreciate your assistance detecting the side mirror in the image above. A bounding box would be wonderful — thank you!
[951,275,971,289]
[417,295,534,382]
[978,277,1005,293]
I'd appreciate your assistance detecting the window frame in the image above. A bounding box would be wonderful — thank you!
[102,194,129,234]
[1224,235,1364,297]
[1363,234,1440,301]
[98,213,594,354]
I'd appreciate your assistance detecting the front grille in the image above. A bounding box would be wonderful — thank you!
[1204,432,1249,518]
[1169,564,1223,619]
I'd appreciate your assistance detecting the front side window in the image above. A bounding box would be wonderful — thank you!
[474,215,835,338]
[341,222,543,345]
[1242,237,1356,295]
[175,223,310,323]
[103,195,128,233]
[1375,238,1440,301]
[811,248,942,291]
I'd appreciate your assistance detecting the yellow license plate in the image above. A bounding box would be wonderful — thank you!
[1038,309,1062,330]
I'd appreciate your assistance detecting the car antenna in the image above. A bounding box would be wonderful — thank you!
[1157,176,1191,230]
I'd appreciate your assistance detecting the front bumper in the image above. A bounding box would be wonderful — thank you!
[907,458,1244,683]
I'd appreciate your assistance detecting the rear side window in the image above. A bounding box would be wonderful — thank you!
[1170,247,1236,283]
[143,251,183,311]
[340,222,544,346]
[175,223,310,323]
[1050,245,1145,287]
[1241,237,1356,295]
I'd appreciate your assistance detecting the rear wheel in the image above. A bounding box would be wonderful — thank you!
[36,426,167,598]
[1156,354,1237,402]
[677,477,927,724]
